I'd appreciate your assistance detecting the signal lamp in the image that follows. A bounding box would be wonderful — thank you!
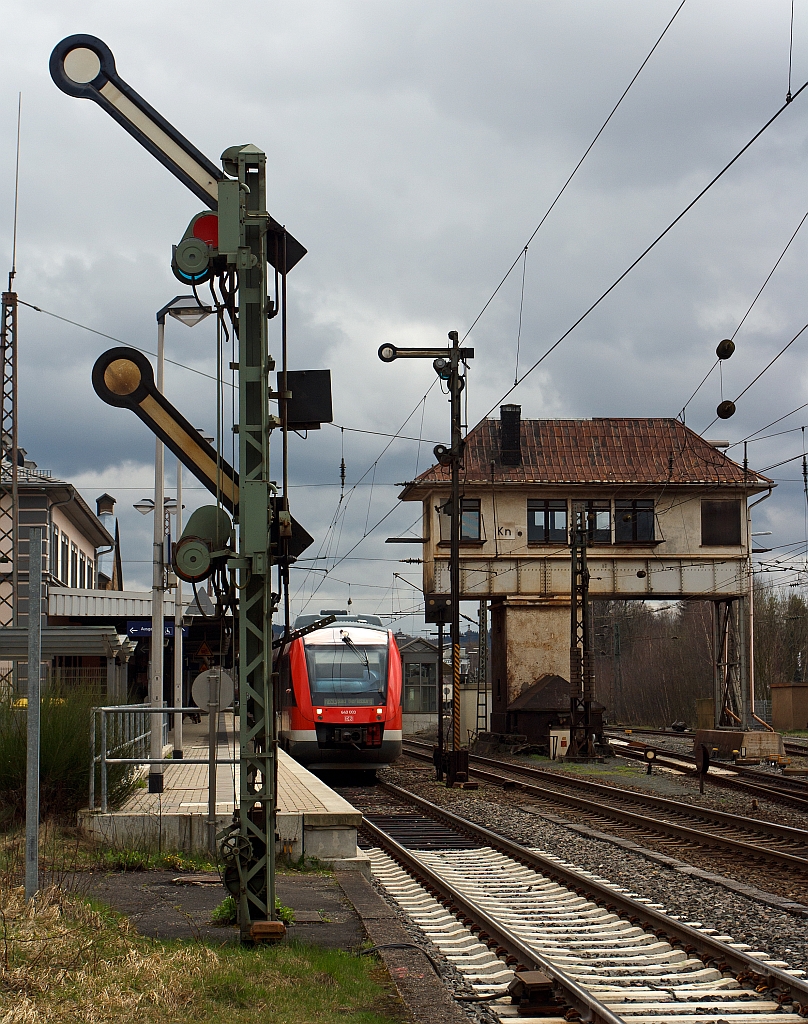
[168,301,212,328]
[433,356,450,379]
[433,444,452,467]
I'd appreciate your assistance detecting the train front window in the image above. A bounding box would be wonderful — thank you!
[305,642,388,706]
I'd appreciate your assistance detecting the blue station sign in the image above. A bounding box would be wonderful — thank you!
[127,620,189,638]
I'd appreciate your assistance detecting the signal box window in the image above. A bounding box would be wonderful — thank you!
[701,499,741,546]
[615,500,655,543]
[527,500,567,544]
[438,498,482,542]
[582,501,611,544]
[403,661,437,713]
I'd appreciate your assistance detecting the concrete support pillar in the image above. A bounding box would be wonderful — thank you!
[106,656,116,703]
[490,597,570,732]
[116,659,127,703]
[738,595,749,730]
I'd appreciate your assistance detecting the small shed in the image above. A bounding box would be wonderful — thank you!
[771,681,808,733]
[397,635,439,734]
[506,673,604,745]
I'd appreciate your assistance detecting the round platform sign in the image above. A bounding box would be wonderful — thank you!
[192,667,234,710]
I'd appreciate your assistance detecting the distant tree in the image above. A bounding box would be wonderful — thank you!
[592,583,808,726]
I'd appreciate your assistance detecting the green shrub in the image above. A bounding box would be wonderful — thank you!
[0,689,137,825]
[211,895,295,927]
[211,895,237,925]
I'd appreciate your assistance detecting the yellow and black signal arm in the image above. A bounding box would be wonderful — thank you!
[92,347,238,514]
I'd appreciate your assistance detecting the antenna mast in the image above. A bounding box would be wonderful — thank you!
[0,93,21,640]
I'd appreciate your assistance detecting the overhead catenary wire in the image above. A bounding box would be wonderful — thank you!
[480,76,808,422]
[513,247,528,385]
[9,92,21,289]
[462,0,689,343]
[788,0,797,102]
[18,299,229,389]
[727,400,808,450]
[701,320,808,435]
[679,204,808,422]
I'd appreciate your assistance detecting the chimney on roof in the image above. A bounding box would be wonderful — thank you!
[500,405,522,465]
[96,493,116,517]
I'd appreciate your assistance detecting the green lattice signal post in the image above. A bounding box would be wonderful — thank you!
[49,35,309,942]
[219,144,279,940]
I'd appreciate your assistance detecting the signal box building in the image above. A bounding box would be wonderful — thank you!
[399,407,772,733]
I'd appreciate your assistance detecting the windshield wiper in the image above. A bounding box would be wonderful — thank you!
[341,634,370,669]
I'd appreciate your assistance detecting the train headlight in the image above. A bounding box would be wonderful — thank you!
[316,708,323,717]
[376,707,383,716]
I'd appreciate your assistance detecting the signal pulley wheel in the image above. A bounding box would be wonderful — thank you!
[220,832,252,864]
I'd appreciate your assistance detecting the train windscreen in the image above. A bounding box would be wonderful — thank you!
[305,642,388,707]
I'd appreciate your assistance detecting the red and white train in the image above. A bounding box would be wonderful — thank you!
[277,612,402,770]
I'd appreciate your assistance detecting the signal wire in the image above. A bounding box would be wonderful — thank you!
[462,0,689,343]
[480,76,808,422]
[19,298,441,456]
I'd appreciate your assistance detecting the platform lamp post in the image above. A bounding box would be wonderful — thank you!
[140,297,212,790]
[379,332,473,786]
[174,425,216,758]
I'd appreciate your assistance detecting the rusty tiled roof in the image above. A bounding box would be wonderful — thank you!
[400,418,772,494]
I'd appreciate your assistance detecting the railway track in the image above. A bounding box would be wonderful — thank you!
[400,739,808,876]
[606,739,808,813]
[360,783,808,1023]
[605,727,808,760]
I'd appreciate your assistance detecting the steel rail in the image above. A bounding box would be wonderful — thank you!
[401,740,808,870]
[454,745,808,844]
[606,727,808,758]
[375,781,808,1006]
[611,741,808,811]
[360,815,626,1024]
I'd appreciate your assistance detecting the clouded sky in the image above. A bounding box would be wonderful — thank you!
[2,1,808,630]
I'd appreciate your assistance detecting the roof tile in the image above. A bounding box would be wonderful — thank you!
[402,417,771,492]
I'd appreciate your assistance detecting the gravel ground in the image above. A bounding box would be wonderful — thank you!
[373,765,808,974]
[394,753,808,900]
[490,751,808,830]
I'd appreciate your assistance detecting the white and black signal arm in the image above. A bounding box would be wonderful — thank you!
[50,35,306,271]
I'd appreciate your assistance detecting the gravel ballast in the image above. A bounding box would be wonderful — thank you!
[374,765,808,974]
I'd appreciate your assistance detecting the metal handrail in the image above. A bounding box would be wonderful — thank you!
[89,703,238,812]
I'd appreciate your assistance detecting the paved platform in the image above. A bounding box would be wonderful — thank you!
[80,715,368,872]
